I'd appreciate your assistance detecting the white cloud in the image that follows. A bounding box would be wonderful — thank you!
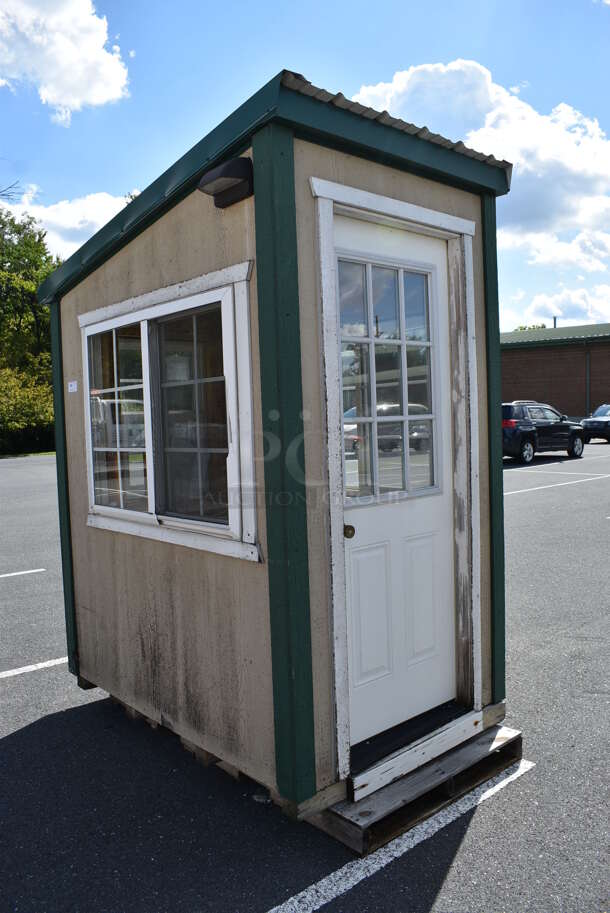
[498,229,610,273]
[499,305,527,333]
[353,61,610,275]
[0,0,128,126]
[525,285,610,324]
[129,49,136,59]
[6,184,130,258]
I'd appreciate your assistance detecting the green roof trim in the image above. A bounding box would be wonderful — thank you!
[276,82,511,196]
[39,69,511,306]
[501,322,610,348]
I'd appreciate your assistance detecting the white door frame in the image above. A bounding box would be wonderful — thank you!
[311,177,482,783]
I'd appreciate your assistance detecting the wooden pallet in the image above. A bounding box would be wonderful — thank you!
[309,725,522,855]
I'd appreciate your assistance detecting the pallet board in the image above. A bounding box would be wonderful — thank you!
[309,725,522,855]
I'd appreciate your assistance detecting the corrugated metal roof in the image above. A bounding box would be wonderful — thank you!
[39,69,512,306]
[501,323,610,346]
[281,70,513,188]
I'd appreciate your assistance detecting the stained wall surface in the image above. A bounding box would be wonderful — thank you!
[293,140,494,788]
[60,169,278,790]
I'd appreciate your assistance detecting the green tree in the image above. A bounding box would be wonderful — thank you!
[0,208,60,375]
[0,207,61,452]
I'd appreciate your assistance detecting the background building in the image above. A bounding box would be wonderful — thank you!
[501,323,610,418]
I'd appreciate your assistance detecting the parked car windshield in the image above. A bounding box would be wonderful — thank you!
[592,405,610,416]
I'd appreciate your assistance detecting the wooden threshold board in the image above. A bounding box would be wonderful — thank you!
[350,708,484,802]
[308,725,522,855]
[350,700,467,775]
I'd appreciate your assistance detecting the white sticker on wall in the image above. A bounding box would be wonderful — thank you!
[67,380,78,393]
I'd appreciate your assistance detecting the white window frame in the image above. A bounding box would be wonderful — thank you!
[79,262,258,562]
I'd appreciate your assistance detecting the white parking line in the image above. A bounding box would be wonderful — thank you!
[0,657,68,679]
[505,474,610,496]
[509,468,610,477]
[571,453,610,461]
[0,568,46,579]
[506,453,610,464]
[266,759,535,913]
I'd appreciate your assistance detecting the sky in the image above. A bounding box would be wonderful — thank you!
[1,0,610,332]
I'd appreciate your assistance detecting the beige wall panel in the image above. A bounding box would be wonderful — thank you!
[293,140,493,786]
[61,177,278,789]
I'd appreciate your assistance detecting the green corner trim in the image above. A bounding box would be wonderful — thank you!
[481,194,505,703]
[50,298,79,675]
[252,123,317,804]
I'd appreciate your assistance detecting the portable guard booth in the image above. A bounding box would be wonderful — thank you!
[40,70,514,836]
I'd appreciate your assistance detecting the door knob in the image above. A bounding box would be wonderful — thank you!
[344,524,355,539]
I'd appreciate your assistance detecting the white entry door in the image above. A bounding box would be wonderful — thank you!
[336,214,456,746]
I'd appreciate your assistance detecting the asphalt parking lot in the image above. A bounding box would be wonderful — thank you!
[1,450,608,913]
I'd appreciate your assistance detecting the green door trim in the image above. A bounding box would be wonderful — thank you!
[481,193,505,703]
[50,297,79,675]
[252,123,317,803]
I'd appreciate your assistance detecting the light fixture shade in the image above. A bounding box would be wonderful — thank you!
[197,157,253,208]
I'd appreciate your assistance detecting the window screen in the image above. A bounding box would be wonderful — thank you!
[156,305,229,524]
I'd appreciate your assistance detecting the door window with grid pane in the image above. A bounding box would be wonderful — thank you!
[338,258,435,499]
[84,286,243,539]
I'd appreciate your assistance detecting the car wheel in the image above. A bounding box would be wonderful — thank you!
[568,435,584,458]
[519,439,535,464]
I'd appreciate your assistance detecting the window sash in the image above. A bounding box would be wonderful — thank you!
[338,256,438,501]
[150,304,233,528]
[83,285,242,540]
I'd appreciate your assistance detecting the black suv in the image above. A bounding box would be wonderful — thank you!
[582,404,610,443]
[502,400,585,464]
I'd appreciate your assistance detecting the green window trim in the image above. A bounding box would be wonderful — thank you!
[252,123,317,804]
[50,297,79,675]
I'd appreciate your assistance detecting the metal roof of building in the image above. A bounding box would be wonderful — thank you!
[281,71,513,186]
[501,323,610,347]
[39,69,512,306]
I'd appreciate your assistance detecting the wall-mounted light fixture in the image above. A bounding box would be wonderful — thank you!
[197,157,253,209]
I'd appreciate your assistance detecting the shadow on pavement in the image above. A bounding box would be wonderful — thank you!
[321,809,476,913]
[0,697,472,913]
